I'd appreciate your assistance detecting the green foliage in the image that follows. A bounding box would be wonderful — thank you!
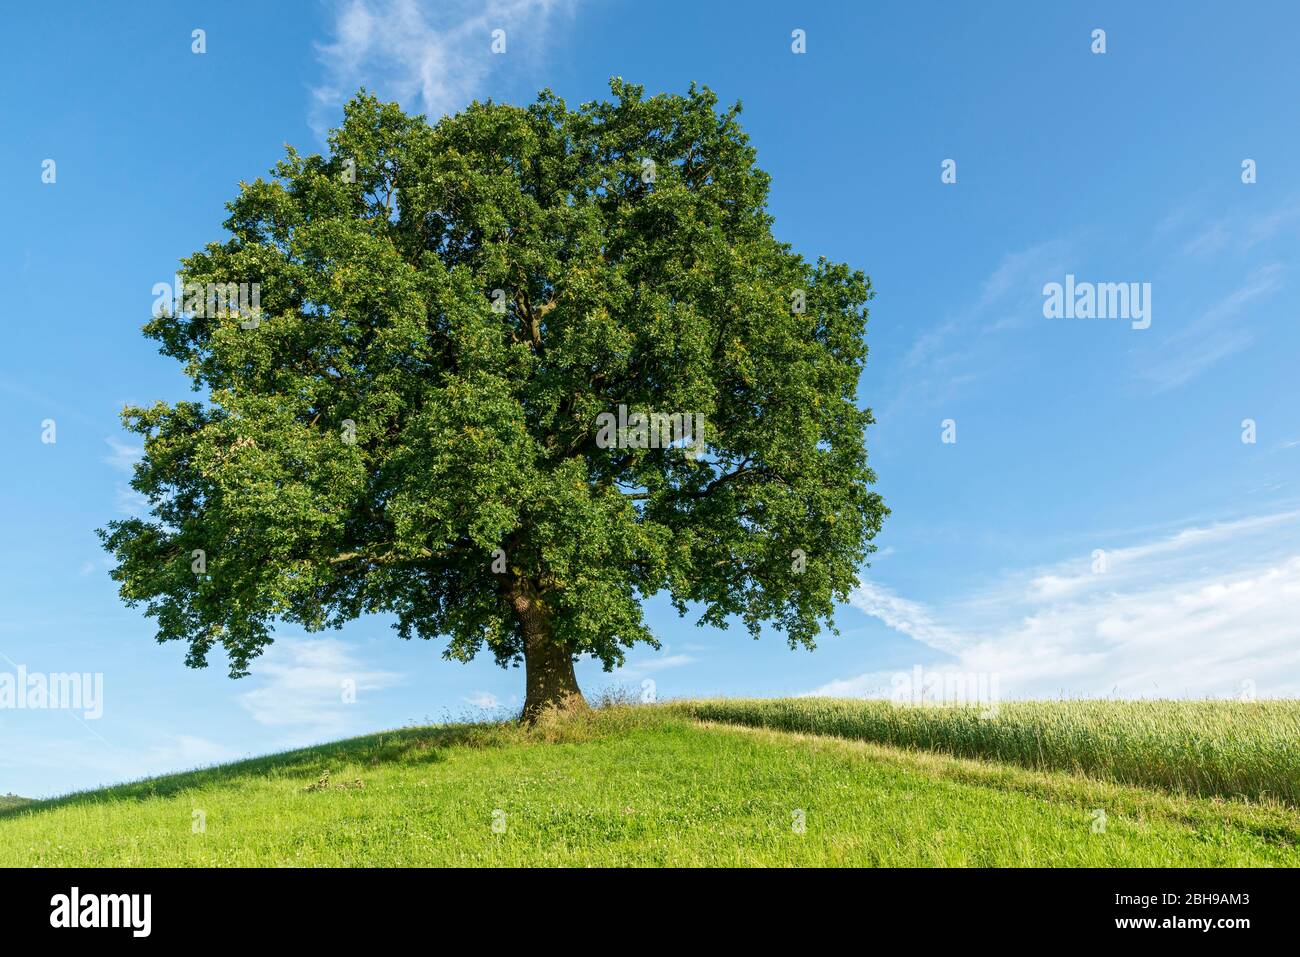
[100,80,886,680]
[4,705,1298,866]
[677,697,1300,804]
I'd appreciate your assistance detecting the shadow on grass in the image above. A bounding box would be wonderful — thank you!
[0,722,507,822]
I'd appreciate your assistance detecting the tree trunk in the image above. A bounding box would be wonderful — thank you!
[509,582,587,723]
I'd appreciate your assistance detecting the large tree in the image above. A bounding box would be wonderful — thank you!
[102,80,887,721]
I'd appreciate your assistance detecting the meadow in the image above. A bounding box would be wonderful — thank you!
[674,698,1300,805]
[2,699,1299,867]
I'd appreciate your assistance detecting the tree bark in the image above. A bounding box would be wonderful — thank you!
[509,582,587,723]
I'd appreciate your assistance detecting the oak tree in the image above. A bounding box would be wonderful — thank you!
[101,80,887,721]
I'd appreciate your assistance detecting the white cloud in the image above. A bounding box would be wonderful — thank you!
[311,0,576,135]
[105,437,149,516]
[615,651,696,680]
[886,196,1295,412]
[0,733,242,798]
[975,240,1070,314]
[237,637,402,739]
[1020,510,1300,603]
[113,484,150,517]
[1134,262,1286,392]
[139,734,242,771]
[103,436,143,473]
[848,583,963,655]
[803,669,897,699]
[1179,198,1300,258]
[825,509,1300,700]
[881,239,1069,421]
[464,690,500,709]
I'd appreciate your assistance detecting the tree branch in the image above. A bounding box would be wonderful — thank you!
[627,461,769,502]
[328,545,461,566]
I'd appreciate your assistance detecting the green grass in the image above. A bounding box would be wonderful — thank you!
[2,702,1299,866]
[675,697,1300,805]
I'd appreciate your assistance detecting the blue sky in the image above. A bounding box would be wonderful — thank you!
[3,0,1299,797]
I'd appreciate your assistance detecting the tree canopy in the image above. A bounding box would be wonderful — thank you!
[101,79,887,719]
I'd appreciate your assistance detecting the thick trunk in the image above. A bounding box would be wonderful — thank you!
[509,583,587,723]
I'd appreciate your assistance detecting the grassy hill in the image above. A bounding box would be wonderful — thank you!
[3,699,1299,867]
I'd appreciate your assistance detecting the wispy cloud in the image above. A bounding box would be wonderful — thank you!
[103,436,142,474]
[0,734,242,799]
[311,0,576,135]
[848,583,963,655]
[1178,197,1300,259]
[1018,510,1300,604]
[464,690,500,709]
[1128,195,1299,391]
[614,650,697,681]
[823,509,1300,699]
[1133,262,1286,392]
[113,485,149,517]
[885,194,1296,413]
[139,735,243,771]
[105,436,149,517]
[238,637,402,740]
[881,239,1069,421]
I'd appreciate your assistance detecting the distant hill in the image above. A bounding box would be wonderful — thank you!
[0,794,29,811]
